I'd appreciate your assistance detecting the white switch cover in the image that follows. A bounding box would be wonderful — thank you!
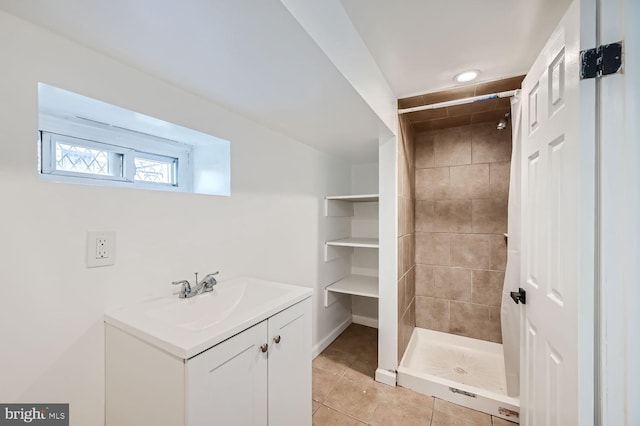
[87,231,116,268]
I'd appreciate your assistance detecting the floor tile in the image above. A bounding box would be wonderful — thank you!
[343,357,377,385]
[356,342,379,363]
[373,382,435,425]
[313,347,357,375]
[432,398,492,426]
[312,405,365,426]
[327,335,362,354]
[329,326,377,356]
[492,416,519,425]
[371,400,432,426]
[313,324,498,426]
[380,383,435,412]
[323,376,383,423]
[312,367,340,403]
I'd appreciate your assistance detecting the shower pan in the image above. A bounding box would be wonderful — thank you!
[397,328,520,423]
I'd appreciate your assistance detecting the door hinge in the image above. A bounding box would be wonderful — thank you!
[580,42,623,79]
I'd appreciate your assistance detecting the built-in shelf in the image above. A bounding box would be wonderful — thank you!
[325,194,379,202]
[323,191,379,259]
[322,188,379,326]
[325,194,379,217]
[324,275,378,307]
[327,275,378,298]
[325,237,379,249]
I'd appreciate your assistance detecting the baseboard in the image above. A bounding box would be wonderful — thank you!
[352,314,378,329]
[312,316,352,359]
[375,368,397,386]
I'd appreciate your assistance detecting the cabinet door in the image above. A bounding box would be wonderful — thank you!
[187,320,268,426]
[268,298,312,426]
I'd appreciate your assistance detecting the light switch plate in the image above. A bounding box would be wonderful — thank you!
[87,231,116,268]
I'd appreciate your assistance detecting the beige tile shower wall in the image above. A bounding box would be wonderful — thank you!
[414,122,511,343]
[398,117,416,361]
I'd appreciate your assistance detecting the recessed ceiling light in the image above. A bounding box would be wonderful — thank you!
[454,70,480,83]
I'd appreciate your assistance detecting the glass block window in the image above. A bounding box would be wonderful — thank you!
[134,156,176,185]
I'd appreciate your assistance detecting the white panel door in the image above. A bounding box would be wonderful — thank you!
[520,0,595,424]
[187,320,268,426]
[267,298,312,426]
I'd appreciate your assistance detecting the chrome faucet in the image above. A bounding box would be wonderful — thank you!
[196,272,219,293]
[172,271,219,299]
[172,279,193,298]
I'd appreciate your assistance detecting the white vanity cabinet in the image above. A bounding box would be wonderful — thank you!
[187,298,311,426]
[186,320,268,426]
[106,296,311,426]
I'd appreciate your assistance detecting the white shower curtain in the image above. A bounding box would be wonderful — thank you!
[501,90,522,397]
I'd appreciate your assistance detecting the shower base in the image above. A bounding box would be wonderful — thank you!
[397,327,520,423]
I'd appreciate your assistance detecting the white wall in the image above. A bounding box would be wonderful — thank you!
[0,11,353,425]
[598,0,640,423]
[348,163,380,325]
[351,162,379,195]
[278,0,397,135]
[376,131,398,383]
[624,4,640,423]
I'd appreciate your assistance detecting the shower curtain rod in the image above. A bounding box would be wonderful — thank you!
[398,89,517,115]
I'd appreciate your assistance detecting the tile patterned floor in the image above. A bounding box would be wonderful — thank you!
[312,324,518,426]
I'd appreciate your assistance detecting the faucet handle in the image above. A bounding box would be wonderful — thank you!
[172,280,192,298]
[201,272,219,291]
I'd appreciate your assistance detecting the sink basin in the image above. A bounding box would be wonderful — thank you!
[144,281,288,330]
[144,285,245,330]
[105,277,311,359]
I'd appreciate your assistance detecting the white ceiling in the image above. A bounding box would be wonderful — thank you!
[0,0,572,161]
[340,0,572,98]
[0,0,382,163]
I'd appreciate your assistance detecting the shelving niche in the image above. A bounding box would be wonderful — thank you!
[324,194,379,309]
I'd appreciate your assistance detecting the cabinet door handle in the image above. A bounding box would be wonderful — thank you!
[273,335,281,344]
[260,343,269,353]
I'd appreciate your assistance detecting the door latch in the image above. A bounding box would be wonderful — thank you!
[510,288,526,305]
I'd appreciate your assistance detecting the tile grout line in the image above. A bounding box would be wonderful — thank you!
[315,343,378,425]
[319,403,368,425]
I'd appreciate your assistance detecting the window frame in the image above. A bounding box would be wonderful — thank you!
[39,114,192,192]
[41,132,131,182]
[132,152,179,186]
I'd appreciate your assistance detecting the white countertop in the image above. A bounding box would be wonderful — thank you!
[105,277,312,359]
